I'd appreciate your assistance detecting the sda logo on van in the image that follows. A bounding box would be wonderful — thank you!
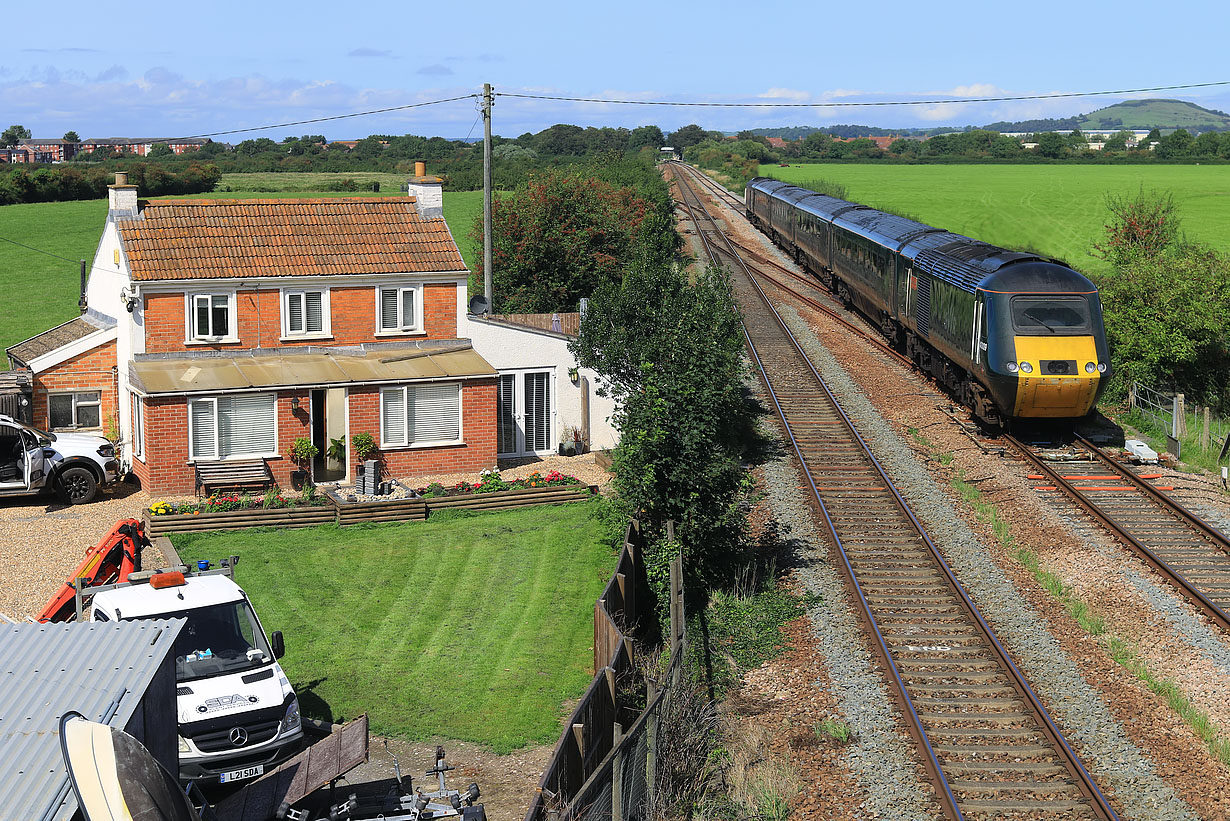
[196,693,259,714]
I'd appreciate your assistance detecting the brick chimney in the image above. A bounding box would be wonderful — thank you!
[406,162,443,220]
[108,171,138,216]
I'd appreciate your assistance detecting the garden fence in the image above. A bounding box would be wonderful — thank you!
[525,520,685,821]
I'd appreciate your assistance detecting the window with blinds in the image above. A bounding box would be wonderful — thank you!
[380,383,461,447]
[285,290,326,335]
[524,372,551,453]
[497,374,517,455]
[188,394,276,460]
[377,286,420,333]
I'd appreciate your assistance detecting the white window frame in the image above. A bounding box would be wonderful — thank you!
[379,383,463,449]
[281,287,332,339]
[187,393,279,462]
[131,393,144,460]
[185,291,238,343]
[375,284,424,335]
[48,391,102,431]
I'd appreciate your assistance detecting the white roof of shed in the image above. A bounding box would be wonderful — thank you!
[0,619,184,821]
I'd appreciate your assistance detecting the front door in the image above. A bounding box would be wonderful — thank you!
[497,370,554,457]
[311,389,347,482]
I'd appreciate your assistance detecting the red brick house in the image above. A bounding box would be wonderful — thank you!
[7,172,502,495]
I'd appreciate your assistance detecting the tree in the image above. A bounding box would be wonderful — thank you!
[147,143,173,158]
[470,169,657,313]
[1156,128,1195,159]
[1,125,31,147]
[666,124,717,150]
[1102,130,1133,152]
[62,130,80,143]
[1093,188,1180,268]
[628,125,665,150]
[570,257,755,598]
[1035,132,1068,158]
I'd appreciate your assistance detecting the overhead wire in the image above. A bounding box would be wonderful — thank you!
[496,80,1230,108]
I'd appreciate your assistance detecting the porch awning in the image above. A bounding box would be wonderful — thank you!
[130,344,496,396]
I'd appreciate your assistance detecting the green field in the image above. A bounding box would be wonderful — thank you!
[0,188,485,352]
[172,504,614,753]
[758,164,1230,276]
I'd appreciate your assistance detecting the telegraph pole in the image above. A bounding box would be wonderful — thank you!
[482,83,494,312]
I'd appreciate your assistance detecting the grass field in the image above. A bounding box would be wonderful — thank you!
[758,164,1230,275]
[171,503,614,753]
[0,188,485,352]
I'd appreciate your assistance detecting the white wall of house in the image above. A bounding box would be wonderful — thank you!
[459,300,618,454]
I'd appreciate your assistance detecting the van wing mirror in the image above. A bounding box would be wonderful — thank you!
[270,631,285,659]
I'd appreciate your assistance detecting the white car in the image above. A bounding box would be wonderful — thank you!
[0,413,120,504]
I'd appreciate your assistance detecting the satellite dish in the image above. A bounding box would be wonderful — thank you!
[468,295,490,315]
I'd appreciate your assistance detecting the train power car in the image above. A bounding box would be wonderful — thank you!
[745,177,1110,426]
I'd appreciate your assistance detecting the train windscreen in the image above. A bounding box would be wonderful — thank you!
[1010,296,1091,334]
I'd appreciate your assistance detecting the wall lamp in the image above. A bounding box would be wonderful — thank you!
[290,396,301,410]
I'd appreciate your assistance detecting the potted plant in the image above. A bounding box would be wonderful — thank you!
[351,431,377,474]
[326,436,346,470]
[290,437,319,490]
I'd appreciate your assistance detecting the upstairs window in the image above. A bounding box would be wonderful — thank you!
[377,286,420,333]
[284,290,328,337]
[190,294,234,341]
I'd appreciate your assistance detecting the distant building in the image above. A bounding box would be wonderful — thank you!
[765,137,788,149]
[16,138,79,162]
[80,137,209,156]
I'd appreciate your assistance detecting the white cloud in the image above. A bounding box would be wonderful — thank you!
[759,87,811,102]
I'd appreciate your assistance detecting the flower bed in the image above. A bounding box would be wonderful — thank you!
[145,487,334,536]
[415,469,582,498]
[145,472,595,535]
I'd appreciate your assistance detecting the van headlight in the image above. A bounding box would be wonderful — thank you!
[281,697,301,733]
[1085,362,1096,373]
[1019,361,1033,374]
[178,735,191,754]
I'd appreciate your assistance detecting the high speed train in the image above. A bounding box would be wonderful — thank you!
[745,177,1111,426]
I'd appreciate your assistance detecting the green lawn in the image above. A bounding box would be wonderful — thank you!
[171,503,614,753]
[759,164,1230,275]
[0,189,485,352]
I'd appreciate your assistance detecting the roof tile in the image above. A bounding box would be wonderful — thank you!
[118,197,466,282]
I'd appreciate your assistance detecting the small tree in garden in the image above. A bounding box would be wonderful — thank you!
[291,437,319,476]
[351,431,377,463]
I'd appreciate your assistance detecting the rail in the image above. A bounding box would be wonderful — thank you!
[669,160,1119,820]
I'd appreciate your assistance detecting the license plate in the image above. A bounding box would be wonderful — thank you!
[219,764,263,783]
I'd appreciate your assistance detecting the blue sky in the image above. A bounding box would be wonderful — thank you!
[3,0,1226,141]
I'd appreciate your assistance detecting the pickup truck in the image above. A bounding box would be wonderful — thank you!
[87,560,304,784]
[0,412,120,503]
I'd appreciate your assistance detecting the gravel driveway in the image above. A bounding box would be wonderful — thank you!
[0,481,166,619]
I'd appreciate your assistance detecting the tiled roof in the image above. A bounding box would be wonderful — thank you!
[117,198,467,282]
[6,315,110,365]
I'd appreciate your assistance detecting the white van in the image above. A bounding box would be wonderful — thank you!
[88,561,304,784]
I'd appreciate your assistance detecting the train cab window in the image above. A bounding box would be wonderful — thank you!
[1010,296,1090,334]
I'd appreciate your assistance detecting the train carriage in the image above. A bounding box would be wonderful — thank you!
[744,177,1110,424]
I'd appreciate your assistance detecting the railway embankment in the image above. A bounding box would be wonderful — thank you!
[674,162,1230,818]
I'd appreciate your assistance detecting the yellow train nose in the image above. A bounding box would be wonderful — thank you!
[1011,336,1102,418]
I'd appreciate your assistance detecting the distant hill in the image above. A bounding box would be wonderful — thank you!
[984,99,1230,133]
[1076,99,1230,131]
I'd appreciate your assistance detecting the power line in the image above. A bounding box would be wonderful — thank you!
[0,234,118,280]
[160,93,479,142]
[496,80,1230,108]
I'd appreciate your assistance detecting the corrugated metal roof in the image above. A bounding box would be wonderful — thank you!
[130,343,497,395]
[0,619,184,821]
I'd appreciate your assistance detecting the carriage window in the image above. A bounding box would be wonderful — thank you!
[1010,297,1091,334]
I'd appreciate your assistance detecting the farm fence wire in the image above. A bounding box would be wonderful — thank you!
[1130,381,1230,463]
[525,520,684,821]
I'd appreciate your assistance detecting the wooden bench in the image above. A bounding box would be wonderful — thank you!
[195,458,274,496]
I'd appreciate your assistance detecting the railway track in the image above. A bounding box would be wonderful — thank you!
[1014,434,1230,632]
[680,164,1230,636]
[668,161,1118,819]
